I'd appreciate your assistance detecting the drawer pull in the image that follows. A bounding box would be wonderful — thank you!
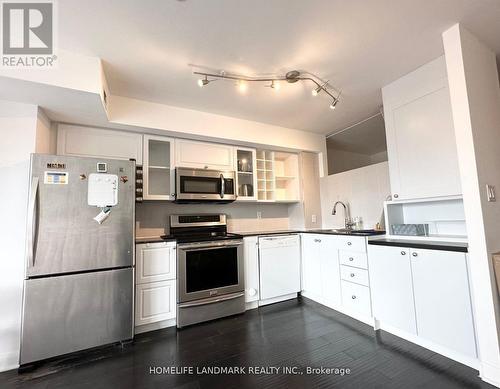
[314,239,322,243]
[349,257,354,261]
[401,251,406,255]
[412,252,418,257]
[347,242,352,246]
[350,273,355,277]
[351,295,356,300]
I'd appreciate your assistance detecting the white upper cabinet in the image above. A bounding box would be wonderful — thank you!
[175,139,234,170]
[368,245,417,334]
[382,56,462,200]
[57,124,143,164]
[410,248,477,358]
[235,147,258,201]
[143,135,175,200]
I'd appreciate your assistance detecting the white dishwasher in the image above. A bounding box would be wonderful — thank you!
[259,234,301,303]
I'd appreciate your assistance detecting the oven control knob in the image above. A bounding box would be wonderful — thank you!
[248,288,257,297]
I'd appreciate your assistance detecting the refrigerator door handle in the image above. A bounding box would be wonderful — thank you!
[26,176,39,268]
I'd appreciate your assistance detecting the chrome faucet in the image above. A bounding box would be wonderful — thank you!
[332,201,355,230]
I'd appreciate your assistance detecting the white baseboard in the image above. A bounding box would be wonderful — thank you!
[480,361,500,388]
[134,318,176,335]
[378,322,480,370]
[245,301,259,310]
[0,351,19,373]
[258,293,298,306]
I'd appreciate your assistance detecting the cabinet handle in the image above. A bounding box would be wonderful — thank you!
[401,251,406,255]
[349,257,354,261]
[204,165,209,169]
[352,295,357,300]
[347,242,352,246]
[412,252,418,257]
[314,239,321,243]
[350,273,355,278]
[394,194,399,198]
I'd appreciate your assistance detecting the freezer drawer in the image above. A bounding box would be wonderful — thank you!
[20,268,133,365]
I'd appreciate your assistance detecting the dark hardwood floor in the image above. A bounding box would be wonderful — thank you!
[0,297,494,389]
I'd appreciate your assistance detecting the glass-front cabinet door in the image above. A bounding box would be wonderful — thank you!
[143,135,175,200]
[235,147,257,201]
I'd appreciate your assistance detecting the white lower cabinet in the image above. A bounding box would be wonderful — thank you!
[243,236,260,303]
[410,248,476,358]
[301,234,342,307]
[135,242,177,330]
[368,245,417,334]
[368,244,477,359]
[340,280,371,316]
[135,280,176,326]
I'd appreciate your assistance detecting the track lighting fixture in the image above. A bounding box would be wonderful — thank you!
[197,75,209,87]
[191,68,340,110]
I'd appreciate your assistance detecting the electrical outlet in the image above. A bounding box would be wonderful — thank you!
[487,184,497,202]
[257,211,262,219]
[311,214,317,223]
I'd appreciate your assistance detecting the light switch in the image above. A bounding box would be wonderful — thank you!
[311,214,317,223]
[487,184,496,202]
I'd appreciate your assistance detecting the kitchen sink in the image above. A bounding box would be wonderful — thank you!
[310,228,385,236]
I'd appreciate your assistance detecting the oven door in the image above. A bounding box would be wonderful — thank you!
[177,240,244,303]
[176,168,236,201]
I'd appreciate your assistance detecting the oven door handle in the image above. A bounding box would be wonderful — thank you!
[178,240,243,250]
[178,292,245,308]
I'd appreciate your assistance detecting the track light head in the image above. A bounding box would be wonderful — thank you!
[270,80,280,90]
[329,99,338,110]
[312,86,322,97]
[237,80,248,93]
[198,75,209,87]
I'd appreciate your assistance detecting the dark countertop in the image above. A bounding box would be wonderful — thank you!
[368,238,468,253]
[135,229,386,243]
[135,236,176,244]
[236,229,386,237]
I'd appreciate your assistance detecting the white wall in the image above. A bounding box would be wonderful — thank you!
[443,24,500,386]
[0,101,38,372]
[35,108,56,154]
[320,161,391,230]
[108,95,327,158]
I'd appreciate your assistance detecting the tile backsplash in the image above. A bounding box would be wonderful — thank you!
[320,161,391,230]
[135,201,291,237]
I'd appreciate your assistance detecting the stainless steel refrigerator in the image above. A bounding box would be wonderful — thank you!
[20,154,135,366]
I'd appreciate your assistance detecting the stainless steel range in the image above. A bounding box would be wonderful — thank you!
[166,214,245,328]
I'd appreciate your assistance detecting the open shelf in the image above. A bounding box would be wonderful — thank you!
[255,149,300,202]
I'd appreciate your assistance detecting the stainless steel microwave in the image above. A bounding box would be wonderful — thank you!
[175,167,237,203]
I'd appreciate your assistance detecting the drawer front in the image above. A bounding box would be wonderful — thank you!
[337,236,366,253]
[339,250,368,270]
[136,242,176,284]
[340,265,369,286]
[135,280,176,326]
[341,280,371,316]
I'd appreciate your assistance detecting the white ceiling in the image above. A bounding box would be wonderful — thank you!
[58,0,500,135]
